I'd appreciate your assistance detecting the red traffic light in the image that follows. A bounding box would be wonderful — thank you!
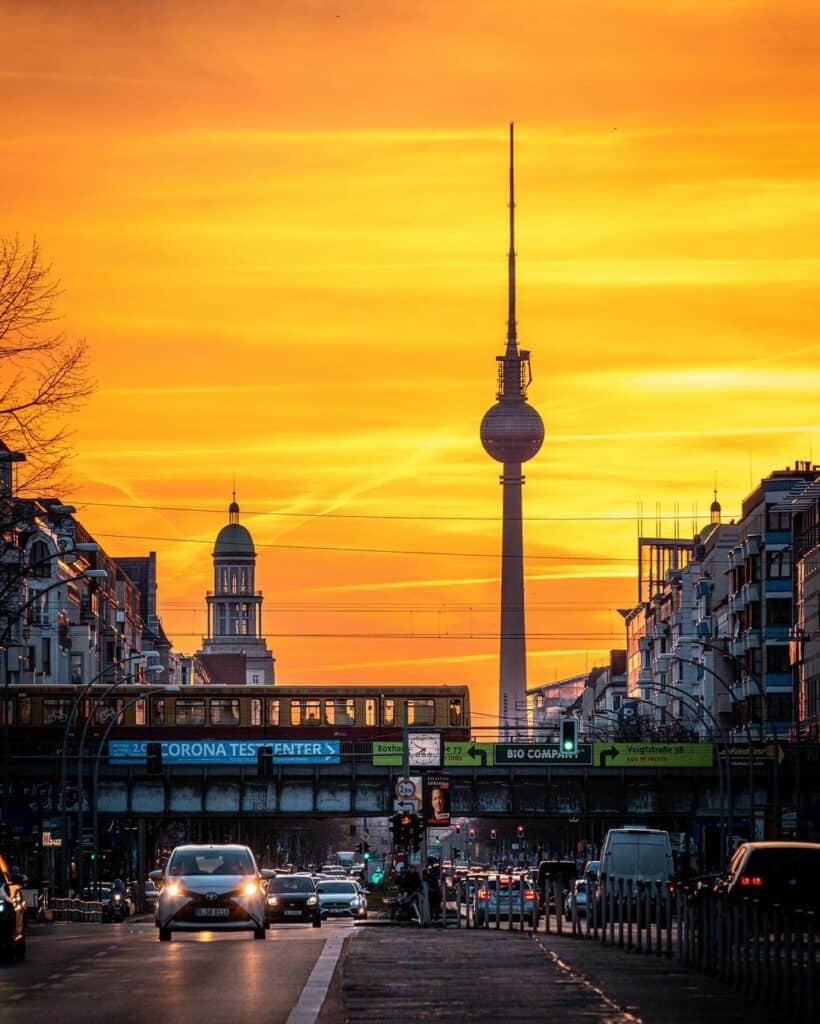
[468,828,476,839]
[400,815,412,826]
[455,823,461,834]
[516,824,524,837]
[490,828,497,840]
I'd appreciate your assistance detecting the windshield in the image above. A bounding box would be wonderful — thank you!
[168,848,255,876]
[270,876,315,893]
[316,882,356,894]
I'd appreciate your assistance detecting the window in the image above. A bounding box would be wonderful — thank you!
[766,508,791,533]
[150,698,166,726]
[41,638,51,675]
[365,698,376,727]
[26,645,36,672]
[767,599,792,626]
[71,654,83,685]
[210,698,240,726]
[766,550,791,579]
[176,699,205,726]
[43,699,71,725]
[135,698,146,726]
[325,699,356,726]
[30,539,51,578]
[291,699,321,726]
[449,698,463,726]
[407,699,435,726]
[17,696,32,725]
[250,698,262,727]
[267,699,280,726]
[382,698,395,727]
[93,698,123,726]
[767,645,791,674]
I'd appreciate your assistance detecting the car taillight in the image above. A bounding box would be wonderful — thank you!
[740,875,763,887]
[525,891,537,901]
[477,889,490,899]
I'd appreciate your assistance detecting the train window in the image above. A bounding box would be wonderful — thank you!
[291,699,321,726]
[150,698,166,726]
[382,699,395,726]
[325,699,356,726]
[365,698,376,727]
[407,700,435,726]
[210,699,240,726]
[250,698,262,727]
[267,699,280,726]
[176,699,206,726]
[135,698,146,726]
[17,695,32,725]
[44,699,71,725]
[94,699,124,726]
[449,698,463,726]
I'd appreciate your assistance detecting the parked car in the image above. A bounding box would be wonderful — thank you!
[151,844,269,942]
[266,873,321,927]
[564,878,588,920]
[315,879,368,919]
[714,841,820,913]
[473,875,539,926]
[0,859,26,962]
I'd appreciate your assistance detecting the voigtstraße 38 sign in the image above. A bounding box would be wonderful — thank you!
[108,738,340,765]
[494,743,592,765]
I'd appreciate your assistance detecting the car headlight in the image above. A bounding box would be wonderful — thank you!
[244,881,259,897]
[267,896,279,906]
[166,882,181,897]
[0,902,6,913]
[113,894,122,902]
[306,895,318,906]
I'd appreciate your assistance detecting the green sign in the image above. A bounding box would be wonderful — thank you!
[373,741,403,766]
[372,740,496,767]
[592,742,714,768]
[495,743,592,766]
[444,741,495,767]
[720,744,784,766]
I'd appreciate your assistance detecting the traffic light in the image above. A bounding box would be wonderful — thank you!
[516,824,525,839]
[257,745,273,779]
[146,742,163,774]
[455,822,461,834]
[489,828,497,841]
[411,814,423,852]
[468,827,476,840]
[355,841,363,855]
[362,841,371,861]
[560,717,578,754]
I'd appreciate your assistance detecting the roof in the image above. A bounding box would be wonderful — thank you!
[213,522,255,557]
[197,653,247,685]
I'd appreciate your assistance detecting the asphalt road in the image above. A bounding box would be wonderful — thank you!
[0,917,354,1024]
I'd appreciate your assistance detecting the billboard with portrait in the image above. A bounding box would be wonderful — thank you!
[423,774,450,827]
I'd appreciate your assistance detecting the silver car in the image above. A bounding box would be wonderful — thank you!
[315,879,368,919]
[151,844,268,942]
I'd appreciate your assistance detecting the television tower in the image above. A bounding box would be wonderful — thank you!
[480,123,545,741]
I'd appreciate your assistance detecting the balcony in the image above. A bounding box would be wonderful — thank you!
[696,618,712,637]
[638,636,650,653]
[764,577,791,594]
[728,593,744,613]
[743,629,761,650]
[741,581,761,603]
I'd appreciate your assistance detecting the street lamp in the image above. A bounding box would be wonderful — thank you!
[659,651,759,843]
[640,676,731,871]
[76,662,164,892]
[91,685,178,894]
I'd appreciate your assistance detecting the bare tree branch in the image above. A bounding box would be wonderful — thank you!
[0,236,95,488]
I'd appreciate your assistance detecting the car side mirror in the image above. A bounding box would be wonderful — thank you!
[261,869,276,879]
[148,869,163,883]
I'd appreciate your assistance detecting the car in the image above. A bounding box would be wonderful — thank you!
[143,879,159,912]
[714,841,820,913]
[598,827,675,888]
[473,875,539,927]
[315,879,368,919]
[0,859,26,962]
[266,873,321,927]
[564,878,588,920]
[151,844,269,942]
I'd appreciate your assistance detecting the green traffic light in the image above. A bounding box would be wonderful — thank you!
[363,851,371,860]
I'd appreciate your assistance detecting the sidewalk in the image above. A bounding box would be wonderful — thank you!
[326,926,775,1023]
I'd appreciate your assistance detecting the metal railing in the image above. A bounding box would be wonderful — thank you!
[45,896,111,923]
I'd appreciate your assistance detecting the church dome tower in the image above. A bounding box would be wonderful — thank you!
[198,495,275,684]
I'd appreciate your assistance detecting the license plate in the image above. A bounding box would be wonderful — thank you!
[284,909,302,916]
[195,907,230,918]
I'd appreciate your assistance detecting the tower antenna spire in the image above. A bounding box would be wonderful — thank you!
[507,122,517,354]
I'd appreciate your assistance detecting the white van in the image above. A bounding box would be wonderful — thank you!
[599,827,674,885]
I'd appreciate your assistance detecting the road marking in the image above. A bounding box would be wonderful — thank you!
[94,951,107,957]
[48,973,63,980]
[65,965,80,971]
[286,931,351,1024]
[7,994,25,1001]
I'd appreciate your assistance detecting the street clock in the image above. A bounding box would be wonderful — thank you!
[407,732,442,769]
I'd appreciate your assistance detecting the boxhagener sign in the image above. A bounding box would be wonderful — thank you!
[108,738,340,765]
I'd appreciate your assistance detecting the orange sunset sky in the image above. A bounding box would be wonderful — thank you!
[3,1,820,730]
